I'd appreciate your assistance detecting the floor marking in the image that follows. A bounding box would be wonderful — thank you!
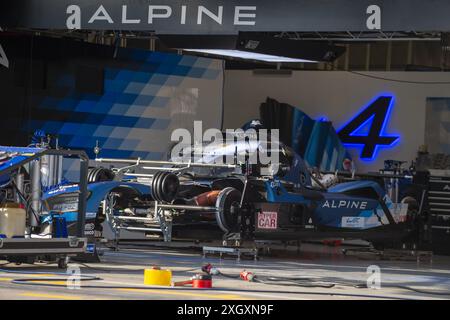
[0,278,13,281]
[117,288,245,300]
[20,293,82,300]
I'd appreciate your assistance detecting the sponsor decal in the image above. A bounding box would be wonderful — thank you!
[85,223,95,231]
[341,216,365,228]
[86,212,97,219]
[322,200,368,210]
[86,243,95,253]
[84,223,95,236]
[47,184,79,195]
[52,202,78,212]
[257,211,277,229]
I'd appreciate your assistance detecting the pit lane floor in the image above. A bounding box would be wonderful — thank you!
[0,243,449,300]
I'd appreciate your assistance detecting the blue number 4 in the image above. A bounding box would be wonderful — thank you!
[338,95,399,161]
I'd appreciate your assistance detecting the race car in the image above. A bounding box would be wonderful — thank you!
[41,136,425,248]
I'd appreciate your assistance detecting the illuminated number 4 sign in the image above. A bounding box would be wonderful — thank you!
[0,27,9,69]
[338,95,399,161]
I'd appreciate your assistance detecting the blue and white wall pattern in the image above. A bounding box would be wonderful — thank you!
[32,49,223,161]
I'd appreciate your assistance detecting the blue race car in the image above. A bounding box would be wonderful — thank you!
[42,139,423,248]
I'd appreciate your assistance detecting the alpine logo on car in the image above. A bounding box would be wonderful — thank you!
[322,200,368,210]
[444,185,450,191]
[257,212,277,229]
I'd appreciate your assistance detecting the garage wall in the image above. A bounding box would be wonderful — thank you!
[0,35,224,160]
[224,71,450,171]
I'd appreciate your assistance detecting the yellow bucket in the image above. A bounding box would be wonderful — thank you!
[144,267,172,286]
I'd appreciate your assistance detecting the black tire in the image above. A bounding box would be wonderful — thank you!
[151,171,164,202]
[87,167,115,183]
[160,173,179,202]
[151,171,179,203]
[215,187,242,233]
[87,167,97,183]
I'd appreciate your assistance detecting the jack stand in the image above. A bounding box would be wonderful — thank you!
[154,202,172,242]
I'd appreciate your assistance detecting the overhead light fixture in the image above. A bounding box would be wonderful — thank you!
[159,33,345,63]
[183,49,317,63]
[236,33,345,63]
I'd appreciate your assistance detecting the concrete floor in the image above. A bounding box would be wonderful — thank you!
[0,243,449,300]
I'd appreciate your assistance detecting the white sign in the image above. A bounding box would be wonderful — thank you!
[341,216,365,228]
[66,4,257,30]
[0,27,9,69]
[257,211,277,229]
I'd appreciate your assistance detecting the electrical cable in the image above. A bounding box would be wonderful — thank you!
[72,262,141,273]
[354,282,450,296]
[4,279,408,300]
[10,275,101,284]
[254,273,450,295]
[252,277,335,289]
[211,266,450,296]
[10,180,40,224]
[252,274,450,295]
[3,266,449,298]
[11,276,101,285]
[216,270,240,279]
[174,267,201,273]
[214,268,335,289]
[0,267,102,286]
[74,262,199,273]
[347,70,450,84]
[1,264,448,298]
[326,62,450,84]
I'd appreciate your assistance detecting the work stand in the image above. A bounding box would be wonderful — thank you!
[202,246,258,262]
[343,247,433,263]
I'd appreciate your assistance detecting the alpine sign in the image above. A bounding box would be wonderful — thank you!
[1,1,450,34]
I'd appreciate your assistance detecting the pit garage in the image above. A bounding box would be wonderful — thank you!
[1,0,450,305]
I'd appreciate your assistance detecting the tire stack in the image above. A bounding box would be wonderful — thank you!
[87,168,115,183]
[151,171,180,203]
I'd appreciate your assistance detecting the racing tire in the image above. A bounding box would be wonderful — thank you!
[215,187,242,233]
[151,171,164,202]
[87,168,115,183]
[151,171,179,203]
